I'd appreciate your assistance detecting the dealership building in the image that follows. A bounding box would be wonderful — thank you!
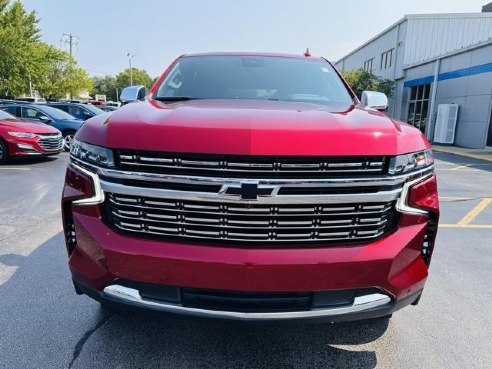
[335,4,492,148]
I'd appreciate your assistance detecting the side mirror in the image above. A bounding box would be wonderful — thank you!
[361,91,388,112]
[39,115,52,123]
[120,85,147,105]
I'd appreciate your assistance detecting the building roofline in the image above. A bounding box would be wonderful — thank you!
[335,17,406,64]
[335,12,492,65]
[404,12,492,19]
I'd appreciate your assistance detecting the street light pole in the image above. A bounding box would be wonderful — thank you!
[127,53,135,86]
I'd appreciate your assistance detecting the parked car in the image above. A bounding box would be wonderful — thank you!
[99,105,117,112]
[0,99,23,105]
[105,101,121,108]
[0,109,62,163]
[0,104,84,150]
[47,102,105,121]
[14,97,47,103]
[62,52,439,322]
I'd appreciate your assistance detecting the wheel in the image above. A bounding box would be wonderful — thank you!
[0,139,9,164]
[62,131,75,151]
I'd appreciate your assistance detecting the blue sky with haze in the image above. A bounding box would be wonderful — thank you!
[22,0,489,78]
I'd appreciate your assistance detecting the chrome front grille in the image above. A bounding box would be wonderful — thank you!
[104,193,397,244]
[116,150,387,179]
[38,134,63,151]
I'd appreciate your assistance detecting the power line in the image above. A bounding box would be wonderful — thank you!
[60,33,79,98]
[60,33,79,60]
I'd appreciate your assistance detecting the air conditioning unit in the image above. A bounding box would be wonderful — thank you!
[433,104,459,144]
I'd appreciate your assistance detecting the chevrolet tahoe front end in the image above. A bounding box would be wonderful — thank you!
[61,53,439,322]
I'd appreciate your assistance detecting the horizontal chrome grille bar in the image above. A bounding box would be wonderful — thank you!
[100,180,401,204]
[39,136,63,150]
[115,151,388,179]
[109,196,392,215]
[112,223,387,243]
[110,211,388,229]
[71,156,434,190]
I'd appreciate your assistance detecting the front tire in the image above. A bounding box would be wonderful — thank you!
[63,131,75,151]
[0,139,9,164]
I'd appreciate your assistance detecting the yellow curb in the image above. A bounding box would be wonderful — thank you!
[432,146,492,163]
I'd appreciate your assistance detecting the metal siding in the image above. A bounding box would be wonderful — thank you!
[431,44,492,148]
[404,16,492,67]
[335,26,400,79]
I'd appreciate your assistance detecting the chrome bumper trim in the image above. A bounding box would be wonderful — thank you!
[395,173,434,215]
[103,285,392,321]
[72,163,106,206]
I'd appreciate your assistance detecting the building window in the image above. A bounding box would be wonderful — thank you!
[407,84,431,133]
[363,58,374,72]
[380,49,394,70]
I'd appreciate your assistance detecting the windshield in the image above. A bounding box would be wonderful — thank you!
[37,105,78,120]
[0,110,16,120]
[155,56,353,106]
[84,104,104,115]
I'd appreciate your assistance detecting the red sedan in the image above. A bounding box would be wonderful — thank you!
[0,109,63,163]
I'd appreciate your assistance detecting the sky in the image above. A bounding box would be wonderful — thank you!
[21,0,489,78]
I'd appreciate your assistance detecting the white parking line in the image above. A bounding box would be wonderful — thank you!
[0,167,30,171]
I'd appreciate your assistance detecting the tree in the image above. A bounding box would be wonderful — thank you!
[0,0,92,98]
[91,75,119,101]
[33,43,93,99]
[341,69,395,99]
[0,0,40,96]
[116,68,153,89]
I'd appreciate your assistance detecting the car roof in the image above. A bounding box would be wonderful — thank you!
[1,103,41,108]
[180,51,324,61]
[48,102,84,105]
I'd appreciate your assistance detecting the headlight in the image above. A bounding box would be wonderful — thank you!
[8,131,38,138]
[70,139,115,168]
[389,149,434,175]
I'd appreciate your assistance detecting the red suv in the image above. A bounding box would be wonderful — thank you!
[0,110,63,163]
[62,53,439,322]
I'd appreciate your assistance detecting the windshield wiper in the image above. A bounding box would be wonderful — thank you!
[153,96,200,102]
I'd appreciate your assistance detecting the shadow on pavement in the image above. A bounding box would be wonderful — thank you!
[79,310,388,369]
[2,155,60,166]
[0,232,389,369]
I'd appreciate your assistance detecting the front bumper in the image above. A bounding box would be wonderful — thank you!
[6,135,63,157]
[63,159,438,322]
[74,278,422,322]
[66,202,430,321]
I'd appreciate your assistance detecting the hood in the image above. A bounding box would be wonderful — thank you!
[77,99,430,156]
[0,118,60,134]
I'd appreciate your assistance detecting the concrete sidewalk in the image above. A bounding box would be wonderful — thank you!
[432,145,492,163]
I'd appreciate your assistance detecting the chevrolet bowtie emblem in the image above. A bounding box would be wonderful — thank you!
[220,183,279,200]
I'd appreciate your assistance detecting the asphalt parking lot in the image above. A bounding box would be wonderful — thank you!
[1,152,491,369]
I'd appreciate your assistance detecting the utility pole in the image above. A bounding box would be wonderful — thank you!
[127,53,135,86]
[28,73,33,97]
[61,33,79,99]
[61,33,79,60]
